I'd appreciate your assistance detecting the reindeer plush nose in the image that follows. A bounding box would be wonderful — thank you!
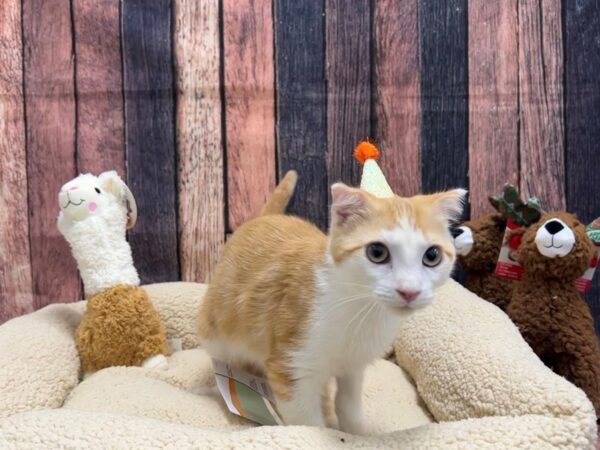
[535,218,575,258]
[453,226,474,256]
[544,220,564,235]
[451,227,464,238]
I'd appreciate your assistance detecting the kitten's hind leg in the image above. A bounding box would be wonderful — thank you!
[335,370,366,435]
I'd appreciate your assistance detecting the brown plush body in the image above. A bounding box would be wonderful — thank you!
[75,284,168,373]
[457,213,512,310]
[506,212,600,416]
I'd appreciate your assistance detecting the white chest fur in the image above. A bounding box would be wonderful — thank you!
[291,265,403,380]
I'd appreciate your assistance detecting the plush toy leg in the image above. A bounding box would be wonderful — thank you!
[142,354,168,369]
[552,343,600,417]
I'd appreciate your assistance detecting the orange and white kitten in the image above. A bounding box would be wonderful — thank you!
[198,180,466,434]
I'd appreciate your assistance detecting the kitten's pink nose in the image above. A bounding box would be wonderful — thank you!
[396,290,420,303]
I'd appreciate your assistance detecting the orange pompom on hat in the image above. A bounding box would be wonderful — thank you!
[354,141,394,198]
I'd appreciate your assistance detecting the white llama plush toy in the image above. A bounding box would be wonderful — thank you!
[58,171,169,373]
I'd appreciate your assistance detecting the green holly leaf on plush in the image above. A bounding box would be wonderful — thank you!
[586,217,600,244]
[489,184,543,226]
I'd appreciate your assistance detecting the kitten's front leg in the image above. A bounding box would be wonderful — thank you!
[272,375,326,427]
[335,370,366,435]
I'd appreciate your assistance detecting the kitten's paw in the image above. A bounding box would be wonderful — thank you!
[276,401,326,428]
[142,354,168,369]
[337,410,367,435]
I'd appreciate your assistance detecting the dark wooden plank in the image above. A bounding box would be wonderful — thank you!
[22,0,80,308]
[224,0,276,230]
[565,0,600,339]
[174,0,224,282]
[73,0,125,176]
[419,0,469,198]
[373,0,420,197]
[0,0,34,322]
[518,0,565,210]
[468,0,519,218]
[122,0,179,282]
[274,0,328,230]
[326,0,370,189]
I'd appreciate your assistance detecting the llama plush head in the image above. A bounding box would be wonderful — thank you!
[58,171,137,228]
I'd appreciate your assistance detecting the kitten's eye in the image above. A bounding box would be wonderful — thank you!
[366,242,390,264]
[94,187,101,194]
[423,246,442,267]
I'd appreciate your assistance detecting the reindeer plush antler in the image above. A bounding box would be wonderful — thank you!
[453,184,541,311]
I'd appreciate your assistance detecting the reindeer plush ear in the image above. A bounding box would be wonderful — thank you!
[99,170,138,229]
[330,183,370,227]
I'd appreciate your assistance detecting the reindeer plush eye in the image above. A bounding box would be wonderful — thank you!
[94,187,101,194]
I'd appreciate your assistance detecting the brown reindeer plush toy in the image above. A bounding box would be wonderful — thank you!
[453,206,512,310]
[506,211,600,417]
[454,185,542,311]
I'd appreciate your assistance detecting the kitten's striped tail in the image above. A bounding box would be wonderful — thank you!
[260,170,298,216]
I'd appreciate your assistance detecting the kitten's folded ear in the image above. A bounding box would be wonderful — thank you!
[331,183,370,226]
[428,188,468,222]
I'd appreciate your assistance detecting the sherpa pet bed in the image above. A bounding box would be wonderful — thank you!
[0,280,597,449]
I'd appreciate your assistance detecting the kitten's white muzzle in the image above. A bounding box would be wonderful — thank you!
[535,218,575,258]
[453,226,474,256]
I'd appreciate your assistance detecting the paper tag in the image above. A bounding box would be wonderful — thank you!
[495,220,525,281]
[212,359,283,426]
[575,245,600,293]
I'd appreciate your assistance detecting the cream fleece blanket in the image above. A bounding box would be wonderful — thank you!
[0,280,596,449]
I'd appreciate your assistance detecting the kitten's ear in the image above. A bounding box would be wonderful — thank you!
[428,189,468,222]
[331,183,369,226]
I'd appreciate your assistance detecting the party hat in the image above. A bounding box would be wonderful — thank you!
[354,141,394,198]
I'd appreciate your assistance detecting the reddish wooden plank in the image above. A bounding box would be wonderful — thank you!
[373,0,419,197]
[73,0,125,176]
[174,0,224,282]
[326,0,370,188]
[468,0,519,218]
[0,0,34,322]
[223,0,275,231]
[518,0,565,210]
[23,0,80,308]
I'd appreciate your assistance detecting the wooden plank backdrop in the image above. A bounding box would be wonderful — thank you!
[1,0,599,340]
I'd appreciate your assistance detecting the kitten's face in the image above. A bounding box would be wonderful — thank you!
[329,184,466,310]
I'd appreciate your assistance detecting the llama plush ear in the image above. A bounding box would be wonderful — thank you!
[99,170,138,229]
[331,183,370,226]
[428,189,468,223]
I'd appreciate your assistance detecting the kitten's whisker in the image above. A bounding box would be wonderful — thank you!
[345,301,373,335]
[327,294,370,312]
[356,301,378,331]
[333,281,372,289]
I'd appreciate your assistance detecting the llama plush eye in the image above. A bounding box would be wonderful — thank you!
[94,187,101,194]
[366,243,390,264]
[423,246,442,267]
